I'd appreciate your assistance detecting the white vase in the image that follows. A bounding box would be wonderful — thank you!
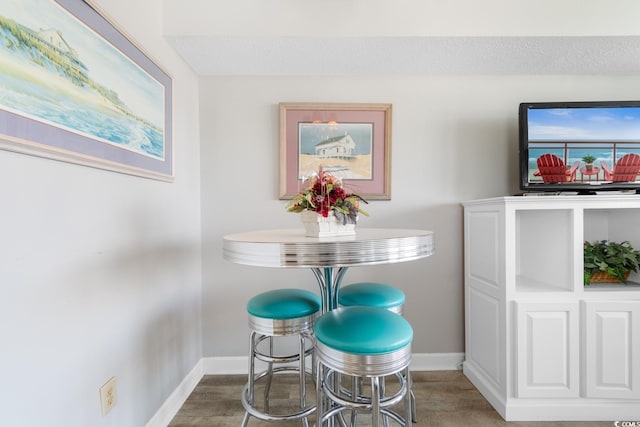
[300,210,356,237]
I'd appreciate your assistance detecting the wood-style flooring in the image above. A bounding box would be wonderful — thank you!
[168,370,614,426]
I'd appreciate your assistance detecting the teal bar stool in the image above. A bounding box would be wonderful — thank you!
[339,282,416,422]
[241,289,321,427]
[339,282,406,314]
[314,306,413,426]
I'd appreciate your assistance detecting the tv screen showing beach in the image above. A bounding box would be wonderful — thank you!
[524,105,640,186]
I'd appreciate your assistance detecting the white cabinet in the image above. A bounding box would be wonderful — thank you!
[583,301,640,399]
[463,195,640,421]
[515,301,580,399]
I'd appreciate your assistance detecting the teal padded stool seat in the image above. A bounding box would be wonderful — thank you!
[241,289,321,427]
[339,282,406,314]
[339,282,416,422]
[314,306,413,426]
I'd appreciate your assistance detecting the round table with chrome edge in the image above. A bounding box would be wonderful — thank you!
[223,228,435,313]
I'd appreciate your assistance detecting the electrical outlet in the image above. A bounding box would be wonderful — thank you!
[100,377,117,416]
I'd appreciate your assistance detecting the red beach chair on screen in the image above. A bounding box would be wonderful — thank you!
[601,153,640,182]
[533,153,579,183]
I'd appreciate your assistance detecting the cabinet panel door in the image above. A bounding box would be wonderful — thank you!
[584,300,640,399]
[467,288,502,386]
[515,301,580,398]
[466,209,501,293]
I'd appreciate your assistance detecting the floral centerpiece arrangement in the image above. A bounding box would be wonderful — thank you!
[286,167,368,229]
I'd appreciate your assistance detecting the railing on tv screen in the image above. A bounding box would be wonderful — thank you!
[528,141,640,183]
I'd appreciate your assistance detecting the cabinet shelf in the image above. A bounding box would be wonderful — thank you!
[516,276,574,293]
[516,209,573,292]
[584,281,640,291]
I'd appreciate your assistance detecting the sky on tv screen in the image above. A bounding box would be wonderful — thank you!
[528,107,640,142]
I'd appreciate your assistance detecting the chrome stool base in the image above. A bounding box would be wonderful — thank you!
[314,307,413,427]
[241,364,316,425]
[321,369,410,426]
[338,282,416,423]
[242,289,320,426]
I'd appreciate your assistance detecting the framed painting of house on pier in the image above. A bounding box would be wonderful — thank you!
[0,0,172,181]
[279,103,392,199]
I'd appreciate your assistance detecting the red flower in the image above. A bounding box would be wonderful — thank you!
[285,166,368,224]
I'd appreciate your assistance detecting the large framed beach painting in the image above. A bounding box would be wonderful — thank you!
[280,103,392,200]
[0,0,172,181]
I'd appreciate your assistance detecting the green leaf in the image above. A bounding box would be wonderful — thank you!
[584,239,640,285]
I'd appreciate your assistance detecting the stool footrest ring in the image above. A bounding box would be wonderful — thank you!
[253,334,315,364]
[321,370,407,410]
[242,368,316,422]
[321,406,406,426]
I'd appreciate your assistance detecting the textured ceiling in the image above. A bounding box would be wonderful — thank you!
[167,36,640,76]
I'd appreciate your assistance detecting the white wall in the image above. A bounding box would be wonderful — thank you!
[0,0,201,426]
[200,75,640,358]
[164,0,640,37]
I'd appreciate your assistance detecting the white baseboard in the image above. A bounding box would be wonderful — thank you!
[464,360,640,421]
[410,352,465,371]
[145,360,204,427]
[201,352,464,375]
[146,352,464,426]
[202,355,247,374]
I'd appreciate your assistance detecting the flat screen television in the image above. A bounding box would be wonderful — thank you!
[519,101,640,194]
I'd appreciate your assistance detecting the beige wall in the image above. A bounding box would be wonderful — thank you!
[200,75,640,358]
